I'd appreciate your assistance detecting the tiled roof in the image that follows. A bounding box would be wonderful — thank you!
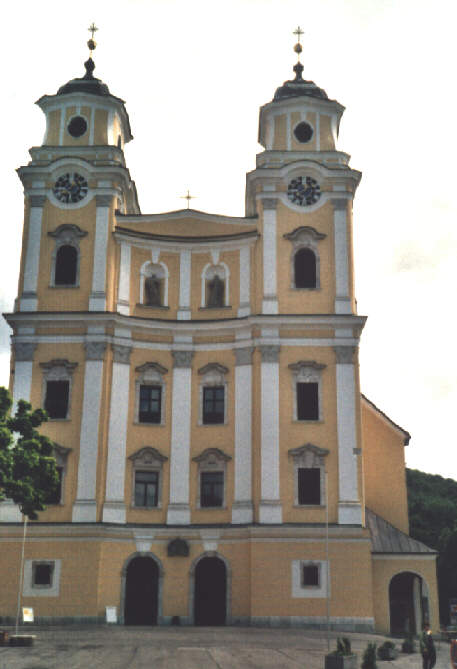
[366,508,436,554]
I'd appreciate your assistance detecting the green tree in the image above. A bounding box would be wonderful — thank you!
[0,387,59,520]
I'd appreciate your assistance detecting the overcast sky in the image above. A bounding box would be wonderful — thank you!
[1,0,455,479]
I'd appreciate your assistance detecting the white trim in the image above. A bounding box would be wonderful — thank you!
[262,206,278,314]
[117,242,131,315]
[90,202,110,311]
[372,554,437,561]
[291,560,329,598]
[333,204,351,314]
[259,359,282,523]
[167,366,192,524]
[21,204,43,312]
[89,106,95,146]
[23,559,61,597]
[12,360,33,411]
[178,249,191,320]
[102,361,130,523]
[73,359,104,522]
[238,246,251,317]
[336,362,361,524]
[232,363,253,523]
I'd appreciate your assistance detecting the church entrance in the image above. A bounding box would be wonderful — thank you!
[124,556,159,625]
[389,572,427,636]
[194,556,227,625]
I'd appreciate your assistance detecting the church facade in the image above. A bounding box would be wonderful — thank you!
[0,38,438,634]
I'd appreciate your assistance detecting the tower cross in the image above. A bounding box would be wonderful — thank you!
[88,23,99,39]
[181,189,196,209]
[293,26,304,43]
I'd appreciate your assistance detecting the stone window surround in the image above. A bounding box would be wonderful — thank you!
[198,363,229,426]
[288,360,326,422]
[134,362,168,426]
[139,259,169,307]
[291,559,329,599]
[128,446,168,509]
[23,559,61,597]
[193,447,232,510]
[283,226,326,290]
[201,260,230,308]
[40,359,78,421]
[48,443,72,506]
[288,443,329,507]
[48,224,87,288]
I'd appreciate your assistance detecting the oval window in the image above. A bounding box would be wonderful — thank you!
[67,116,88,138]
[294,122,313,143]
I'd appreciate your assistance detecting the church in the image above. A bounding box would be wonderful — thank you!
[0,29,438,634]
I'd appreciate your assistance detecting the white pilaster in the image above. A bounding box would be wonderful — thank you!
[167,351,193,524]
[332,198,351,314]
[232,347,254,524]
[89,194,111,311]
[116,242,131,316]
[238,246,251,317]
[20,196,46,312]
[334,346,362,525]
[259,345,282,523]
[102,344,131,524]
[262,199,279,314]
[73,342,106,522]
[178,249,191,320]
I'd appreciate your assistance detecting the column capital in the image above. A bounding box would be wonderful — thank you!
[29,195,46,207]
[234,347,254,366]
[333,345,356,364]
[112,344,132,364]
[95,194,113,207]
[259,344,280,363]
[331,198,348,212]
[262,198,279,210]
[13,342,37,361]
[84,341,107,361]
[172,350,194,368]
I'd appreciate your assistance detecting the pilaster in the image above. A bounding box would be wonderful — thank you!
[332,198,351,315]
[102,343,132,523]
[238,246,251,317]
[334,345,362,524]
[167,350,194,524]
[89,194,111,311]
[178,249,191,320]
[12,342,36,410]
[232,347,254,523]
[261,198,279,315]
[259,344,282,523]
[20,195,46,312]
[116,242,131,315]
[73,341,107,522]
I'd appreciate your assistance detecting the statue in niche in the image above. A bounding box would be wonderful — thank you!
[207,274,224,308]
[144,274,162,306]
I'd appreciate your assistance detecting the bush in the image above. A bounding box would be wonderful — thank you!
[377,641,396,660]
[402,635,416,653]
[329,637,353,656]
[361,642,377,669]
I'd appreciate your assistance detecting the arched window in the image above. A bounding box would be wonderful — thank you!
[55,245,78,285]
[201,263,230,308]
[139,262,168,308]
[294,248,316,289]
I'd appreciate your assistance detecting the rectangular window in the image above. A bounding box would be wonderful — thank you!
[202,386,225,424]
[45,466,63,505]
[298,467,321,505]
[302,564,320,587]
[44,381,69,419]
[200,471,224,507]
[139,385,162,423]
[297,382,319,420]
[134,470,159,507]
[32,562,54,588]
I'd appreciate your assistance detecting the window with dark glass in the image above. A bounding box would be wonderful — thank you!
[139,385,161,423]
[297,382,319,420]
[33,562,53,587]
[45,381,69,419]
[55,245,78,285]
[45,466,63,504]
[203,386,224,424]
[302,564,319,587]
[200,471,224,507]
[294,248,316,288]
[298,467,321,505]
[134,470,159,507]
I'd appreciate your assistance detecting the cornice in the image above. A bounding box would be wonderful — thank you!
[114,226,259,247]
[116,209,256,226]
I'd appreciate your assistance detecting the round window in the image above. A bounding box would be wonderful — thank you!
[294,122,313,143]
[67,116,88,138]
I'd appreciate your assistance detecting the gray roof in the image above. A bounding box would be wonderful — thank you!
[366,508,436,554]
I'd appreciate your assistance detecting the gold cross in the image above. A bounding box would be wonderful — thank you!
[293,26,304,43]
[88,23,98,39]
[181,190,196,209]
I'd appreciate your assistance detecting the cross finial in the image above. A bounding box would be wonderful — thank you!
[293,26,304,62]
[88,23,98,40]
[293,26,304,43]
[181,189,196,210]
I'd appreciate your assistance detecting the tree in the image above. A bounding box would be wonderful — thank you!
[0,387,59,520]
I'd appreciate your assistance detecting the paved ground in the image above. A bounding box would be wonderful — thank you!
[0,626,453,669]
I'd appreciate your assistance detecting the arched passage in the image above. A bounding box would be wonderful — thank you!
[194,555,227,626]
[389,571,429,636]
[123,555,160,625]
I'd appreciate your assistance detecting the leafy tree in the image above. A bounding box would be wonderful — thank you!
[0,387,59,520]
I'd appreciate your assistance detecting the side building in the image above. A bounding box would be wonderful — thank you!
[0,40,438,634]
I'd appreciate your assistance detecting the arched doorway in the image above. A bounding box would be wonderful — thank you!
[124,556,159,625]
[194,556,227,625]
[389,572,428,636]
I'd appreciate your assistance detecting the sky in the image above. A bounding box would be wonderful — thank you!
[1,0,456,479]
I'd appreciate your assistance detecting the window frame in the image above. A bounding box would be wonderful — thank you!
[22,559,62,597]
[134,362,167,426]
[134,469,160,508]
[283,226,326,291]
[48,224,87,288]
[138,384,162,424]
[198,363,229,426]
[288,443,329,508]
[40,359,78,421]
[200,470,224,508]
[289,360,326,423]
[129,446,168,510]
[45,443,71,506]
[201,261,230,309]
[139,260,169,308]
[193,447,231,510]
[291,559,329,599]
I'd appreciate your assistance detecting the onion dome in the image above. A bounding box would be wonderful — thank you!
[273,27,328,101]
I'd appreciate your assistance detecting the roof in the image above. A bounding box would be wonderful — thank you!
[273,62,329,102]
[361,394,411,445]
[366,508,436,554]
